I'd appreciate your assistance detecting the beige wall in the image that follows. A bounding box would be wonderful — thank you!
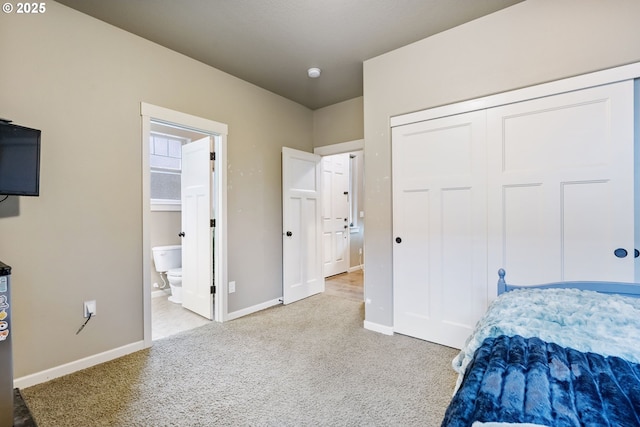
[0,2,312,378]
[363,0,640,327]
[313,97,363,148]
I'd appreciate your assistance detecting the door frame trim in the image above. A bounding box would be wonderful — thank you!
[314,139,364,156]
[141,103,228,348]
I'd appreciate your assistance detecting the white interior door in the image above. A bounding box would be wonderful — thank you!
[322,153,350,277]
[181,136,214,319]
[392,111,487,349]
[487,81,635,287]
[282,147,324,304]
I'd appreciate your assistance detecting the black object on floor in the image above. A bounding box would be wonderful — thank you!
[13,389,37,427]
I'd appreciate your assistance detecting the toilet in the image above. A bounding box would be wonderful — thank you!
[151,245,183,304]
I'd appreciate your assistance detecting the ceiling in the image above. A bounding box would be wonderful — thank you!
[55,0,524,110]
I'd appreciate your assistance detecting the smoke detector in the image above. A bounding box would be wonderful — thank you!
[307,67,321,78]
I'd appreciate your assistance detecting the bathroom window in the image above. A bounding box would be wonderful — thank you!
[150,132,187,210]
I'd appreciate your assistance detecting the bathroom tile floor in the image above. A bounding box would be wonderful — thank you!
[152,293,211,340]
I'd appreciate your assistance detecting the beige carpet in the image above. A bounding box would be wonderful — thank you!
[21,294,459,426]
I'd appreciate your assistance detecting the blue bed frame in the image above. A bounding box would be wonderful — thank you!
[497,268,640,298]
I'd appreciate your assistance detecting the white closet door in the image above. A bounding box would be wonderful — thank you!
[392,110,487,349]
[487,81,635,290]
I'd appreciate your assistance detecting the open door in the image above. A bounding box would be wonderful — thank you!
[322,153,350,277]
[181,136,214,319]
[282,147,323,304]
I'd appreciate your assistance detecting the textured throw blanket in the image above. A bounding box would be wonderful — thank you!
[443,288,640,427]
[452,288,640,390]
[442,335,640,426]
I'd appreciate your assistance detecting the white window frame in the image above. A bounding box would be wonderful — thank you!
[148,126,192,211]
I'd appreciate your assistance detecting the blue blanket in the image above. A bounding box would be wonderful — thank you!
[442,335,640,427]
[453,288,640,392]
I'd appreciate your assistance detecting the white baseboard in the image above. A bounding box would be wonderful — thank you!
[363,320,394,336]
[348,265,364,273]
[226,298,281,321]
[14,341,146,389]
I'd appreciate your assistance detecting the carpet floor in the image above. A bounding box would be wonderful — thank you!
[21,294,459,426]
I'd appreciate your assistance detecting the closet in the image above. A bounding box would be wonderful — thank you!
[391,72,638,349]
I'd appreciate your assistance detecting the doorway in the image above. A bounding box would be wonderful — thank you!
[281,140,365,305]
[141,103,228,347]
[316,140,365,300]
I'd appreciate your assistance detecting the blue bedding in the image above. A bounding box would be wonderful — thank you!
[441,335,640,427]
[443,288,640,427]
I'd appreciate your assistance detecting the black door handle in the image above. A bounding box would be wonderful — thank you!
[178,232,185,237]
[286,231,293,237]
[395,237,402,244]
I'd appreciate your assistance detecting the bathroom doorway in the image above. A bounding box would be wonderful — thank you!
[141,103,228,346]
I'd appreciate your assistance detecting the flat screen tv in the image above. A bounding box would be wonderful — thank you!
[0,122,41,196]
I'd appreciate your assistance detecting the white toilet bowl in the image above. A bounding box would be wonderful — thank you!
[167,268,182,304]
[151,245,183,304]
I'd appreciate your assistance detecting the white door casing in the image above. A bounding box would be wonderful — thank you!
[282,147,324,304]
[322,153,350,277]
[392,110,488,349]
[181,136,214,319]
[487,81,636,288]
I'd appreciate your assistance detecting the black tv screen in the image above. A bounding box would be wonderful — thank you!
[0,123,41,196]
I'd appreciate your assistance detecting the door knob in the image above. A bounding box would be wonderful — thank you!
[178,232,185,237]
[395,237,402,244]
[614,248,628,258]
[286,231,293,237]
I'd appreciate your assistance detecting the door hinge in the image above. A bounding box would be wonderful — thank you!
[210,152,215,161]
[210,219,215,228]
[211,285,215,294]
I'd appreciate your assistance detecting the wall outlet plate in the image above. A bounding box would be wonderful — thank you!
[84,300,96,318]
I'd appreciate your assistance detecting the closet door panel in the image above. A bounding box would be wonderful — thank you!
[488,81,635,289]
[562,181,612,280]
[392,111,486,349]
[502,184,559,284]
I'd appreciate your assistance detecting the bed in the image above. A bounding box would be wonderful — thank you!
[441,269,640,427]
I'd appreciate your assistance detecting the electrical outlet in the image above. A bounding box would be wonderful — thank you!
[83,300,96,318]
[229,281,236,293]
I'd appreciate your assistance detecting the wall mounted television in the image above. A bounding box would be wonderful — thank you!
[0,121,42,196]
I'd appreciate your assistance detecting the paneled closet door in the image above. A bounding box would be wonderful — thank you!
[487,81,635,291]
[392,110,487,349]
